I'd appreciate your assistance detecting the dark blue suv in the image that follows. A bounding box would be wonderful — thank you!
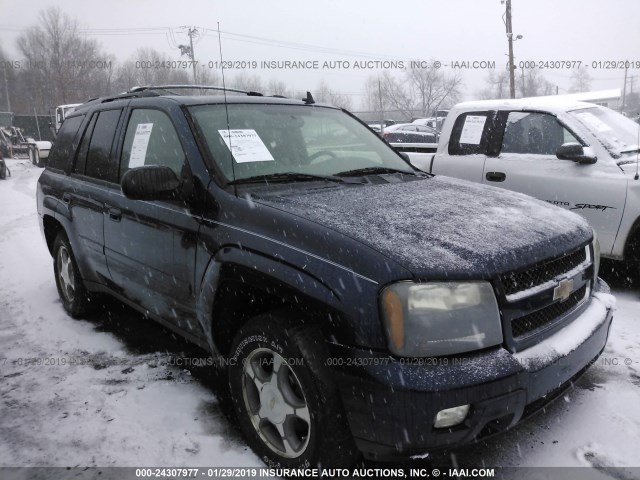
[37,86,614,467]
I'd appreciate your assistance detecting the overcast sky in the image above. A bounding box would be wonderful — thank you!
[1,0,639,106]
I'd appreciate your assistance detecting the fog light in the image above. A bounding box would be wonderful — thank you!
[434,404,470,428]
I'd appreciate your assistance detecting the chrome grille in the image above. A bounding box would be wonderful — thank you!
[498,245,593,350]
[511,285,588,339]
[501,248,587,296]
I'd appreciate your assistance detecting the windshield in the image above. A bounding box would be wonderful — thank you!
[570,106,640,157]
[188,103,414,182]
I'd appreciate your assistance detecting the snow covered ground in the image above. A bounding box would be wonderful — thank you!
[0,159,639,475]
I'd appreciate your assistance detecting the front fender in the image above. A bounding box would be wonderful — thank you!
[195,246,342,355]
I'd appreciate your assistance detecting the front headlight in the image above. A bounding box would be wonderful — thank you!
[380,281,503,357]
[592,230,601,281]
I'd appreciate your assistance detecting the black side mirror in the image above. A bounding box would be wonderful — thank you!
[556,142,597,164]
[121,166,180,200]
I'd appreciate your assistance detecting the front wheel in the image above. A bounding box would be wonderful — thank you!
[53,232,96,318]
[228,313,358,469]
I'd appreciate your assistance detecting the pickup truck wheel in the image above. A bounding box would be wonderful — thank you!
[53,232,95,318]
[35,149,43,168]
[228,313,358,468]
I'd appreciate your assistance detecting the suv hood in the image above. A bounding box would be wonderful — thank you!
[254,176,592,279]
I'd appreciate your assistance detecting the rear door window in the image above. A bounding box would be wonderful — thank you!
[84,109,122,183]
[73,113,97,175]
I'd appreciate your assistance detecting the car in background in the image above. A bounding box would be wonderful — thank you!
[412,117,446,132]
[367,119,398,132]
[382,123,438,153]
[382,123,437,136]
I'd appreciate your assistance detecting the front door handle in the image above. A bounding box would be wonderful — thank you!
[107,208,122,222]
[486,171,506,182]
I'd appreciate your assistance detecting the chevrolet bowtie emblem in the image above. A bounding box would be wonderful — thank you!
[553,278,574,302]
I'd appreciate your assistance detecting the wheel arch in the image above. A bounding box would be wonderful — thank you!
[623,215,640,264]
[196,246,350,358]
[42,214,65,256]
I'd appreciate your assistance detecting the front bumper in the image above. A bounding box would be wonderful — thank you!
[330,280,615,460]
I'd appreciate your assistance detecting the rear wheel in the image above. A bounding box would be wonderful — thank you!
[29,146,44,167]
[228,313,358,468]
[35,148,43,168]
[53,232,96,317]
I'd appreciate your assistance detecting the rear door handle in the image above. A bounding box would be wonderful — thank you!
[485,171,506,182]
[108,207,122,222]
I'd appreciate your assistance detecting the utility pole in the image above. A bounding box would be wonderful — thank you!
[621,65,628,113]
[505,0,516,99]
[3,68,11,112]
[179,26,199,85]
[378,77,384,132]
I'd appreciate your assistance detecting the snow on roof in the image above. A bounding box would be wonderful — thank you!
[454,98,594,114]
[456,90,621,115]
[552,89,621,102]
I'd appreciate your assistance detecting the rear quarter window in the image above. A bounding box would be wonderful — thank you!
[47,115,85,171]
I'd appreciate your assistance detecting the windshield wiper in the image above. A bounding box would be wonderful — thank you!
[228,172,362,185]
[335,166,417,177]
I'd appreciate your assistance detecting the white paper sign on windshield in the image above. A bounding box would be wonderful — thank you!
[129,123,153,168]
[574,112,613,132]
[459,115,487,145]
[218,129,274,163]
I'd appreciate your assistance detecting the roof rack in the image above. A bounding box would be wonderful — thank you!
[127,85,263,96]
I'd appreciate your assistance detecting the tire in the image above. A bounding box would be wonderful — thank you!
[628,246,640,285]
[0,161,5,180]
[228,312,358,469]
[53,232,96,318]
[35,148,43,168]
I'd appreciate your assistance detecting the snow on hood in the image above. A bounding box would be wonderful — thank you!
[255,175,593,279]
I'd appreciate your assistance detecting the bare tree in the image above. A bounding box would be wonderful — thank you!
[405,66,463,117]
[0,44,17,112]
[379,71,416,118]
[569,68,593,93]
[314,80,353,110]
[198,67,220,88]
[362,75,389,113]
[516,68,556,98]
[229,72,264,92]
[478,70,510,100]
[16,7,113,111]
[266,78,292,97]
[373,65,463,118]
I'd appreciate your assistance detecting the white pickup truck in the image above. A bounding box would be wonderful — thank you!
[27,103,81,167]
[408,98,640,268]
